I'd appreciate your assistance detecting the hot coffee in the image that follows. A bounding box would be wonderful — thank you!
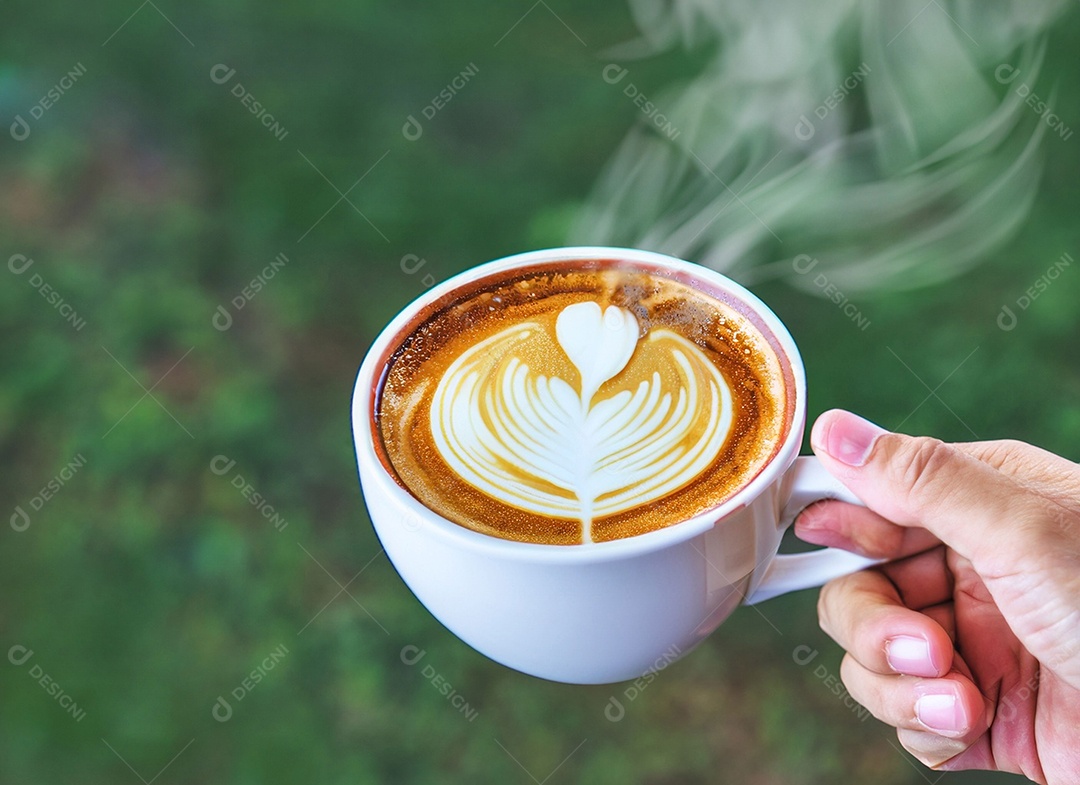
[375,261,789,545]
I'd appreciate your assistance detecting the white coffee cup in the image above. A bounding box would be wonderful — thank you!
[352,247,880,684]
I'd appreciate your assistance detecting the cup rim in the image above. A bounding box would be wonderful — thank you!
[352,246,807,564]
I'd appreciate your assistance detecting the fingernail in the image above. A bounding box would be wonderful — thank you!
[886,635,937,677]
[915,689,967,737]
[814,410,887,467]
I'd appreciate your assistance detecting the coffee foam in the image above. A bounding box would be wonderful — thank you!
[377,265,788,545]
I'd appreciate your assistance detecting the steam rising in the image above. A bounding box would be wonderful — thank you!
[571,0,1068,293]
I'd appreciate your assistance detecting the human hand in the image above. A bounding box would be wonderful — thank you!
[795,409,1080,783]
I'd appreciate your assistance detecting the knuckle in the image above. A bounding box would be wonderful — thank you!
[861,516,905,559]
[995,438,1030,457]
[816,573,859,643]
[839,655,889,724]
[838,653,860,691]
[892,436,954,502]
[816,581,835,637]
[976,439,1028,471]
[796,499,832,529]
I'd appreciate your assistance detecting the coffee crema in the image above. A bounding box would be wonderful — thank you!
[376,264,788,545]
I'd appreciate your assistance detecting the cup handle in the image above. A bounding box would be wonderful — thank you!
[745,456,884,605]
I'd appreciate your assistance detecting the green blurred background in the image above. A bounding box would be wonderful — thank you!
[2,2,1077,783]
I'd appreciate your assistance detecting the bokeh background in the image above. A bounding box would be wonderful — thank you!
[2,1,1078,783]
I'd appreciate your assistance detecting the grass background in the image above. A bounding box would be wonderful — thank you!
[1,2,1078,783]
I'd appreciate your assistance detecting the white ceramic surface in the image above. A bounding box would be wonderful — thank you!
[352,247,880,684]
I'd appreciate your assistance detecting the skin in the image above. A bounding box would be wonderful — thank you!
[794,409,1080,783]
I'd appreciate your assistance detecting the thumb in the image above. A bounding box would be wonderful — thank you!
[809,409,1055,576]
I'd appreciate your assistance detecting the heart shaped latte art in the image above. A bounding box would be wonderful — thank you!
[429,301,733,543]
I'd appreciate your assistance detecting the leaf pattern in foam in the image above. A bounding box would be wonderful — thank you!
[555,301,640,404]
[430,305,733,543]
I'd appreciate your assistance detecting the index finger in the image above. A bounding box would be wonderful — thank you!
[797,499,940,560]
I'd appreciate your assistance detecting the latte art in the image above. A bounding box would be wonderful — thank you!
[430,302,733,542]
[377,265,789,545]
